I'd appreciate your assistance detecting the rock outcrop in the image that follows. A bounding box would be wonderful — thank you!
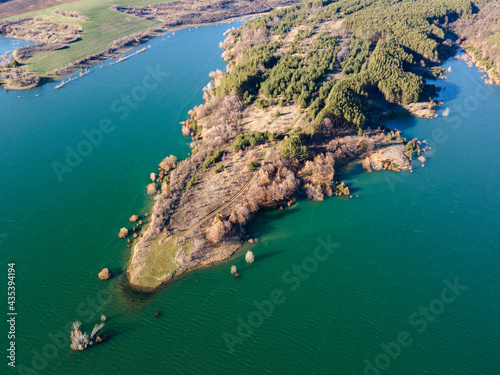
[98,268,111,280]
[363,144,411,172]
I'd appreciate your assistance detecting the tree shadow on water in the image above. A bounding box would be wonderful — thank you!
[247,204,300,238]
[338,161,365,180]
[438,81,461,102]
[237,250,285,274]
[254,250,285,262]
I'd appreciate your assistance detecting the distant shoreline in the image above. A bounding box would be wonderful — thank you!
[0,17,242,90]
[0,0,294,90]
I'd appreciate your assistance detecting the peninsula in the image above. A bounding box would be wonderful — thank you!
[125,0,483,291]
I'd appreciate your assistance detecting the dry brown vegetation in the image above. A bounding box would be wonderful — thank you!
[0,18,82,43]
[118,227,129,239]
[451,2,500,83]
[158,155,177,172]
[1,65,39,89]
[127,6,422,290]
[300,153,335,200]
[221,27,269,64]
[146,183,157,196]
[113,0,301,26]
[206,217,231,243]
[12,43,66,63]
[0,17,84,88]
[53,10,89,21]
[196,93,243,143]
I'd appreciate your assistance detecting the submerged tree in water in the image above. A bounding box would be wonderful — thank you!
[70,321,105,351]
[146,183,157,195]
[118,227,129,238]
[245,250,255,264]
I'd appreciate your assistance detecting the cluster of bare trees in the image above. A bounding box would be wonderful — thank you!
[203,151,299,244]
[221,28,269,64]
[451,3,500,74]
[326,136,361,163]
[246,150,299,208]
[304,183,325,201]
[197,93,242,124]
[146,196,176,237]
[301,153,335,185]
[192,93,243,145]
[146,147,210,237]
[111,31,151,49]
[229,204,251,226]
[2,66,40,88]
[118,227,129,238]
[159,154,177,172]
[208,69,224,87]
[0,18,82,44]
[300,152,336,201]
[206,216,232,244]
[0,52,13,67]
[189,228,207,260]
[146,183,157,195]
[70,321,105,351]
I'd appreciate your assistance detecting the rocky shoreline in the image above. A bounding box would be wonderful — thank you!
[126,88,421,291]
[127,117,421,291]
[449,2,500,86]
[124,0,454,291]
[460,48,500,85]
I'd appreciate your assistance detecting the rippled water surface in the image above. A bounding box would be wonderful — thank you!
[1,21,499,375]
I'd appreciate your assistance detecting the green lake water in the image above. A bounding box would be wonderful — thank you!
[1,21,499,375]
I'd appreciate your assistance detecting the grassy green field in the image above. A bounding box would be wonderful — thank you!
[131,236,194,290]
[3,0,163,75]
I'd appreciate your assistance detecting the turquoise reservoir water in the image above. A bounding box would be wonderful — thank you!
[0,37,37,55]
[1,22,499,374]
